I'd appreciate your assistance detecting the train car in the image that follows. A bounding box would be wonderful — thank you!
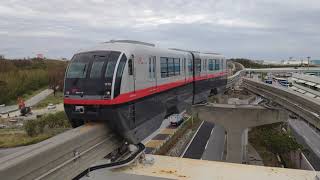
[64,40,227,144]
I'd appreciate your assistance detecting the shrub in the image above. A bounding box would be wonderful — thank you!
[24,111,70,137]
[256,123,303,155]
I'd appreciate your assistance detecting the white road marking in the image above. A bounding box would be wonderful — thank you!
[221,134,226,160]
[180,120,204,157]
[204,140,209,150]
[210,128,214,135]
[205,127,215,150]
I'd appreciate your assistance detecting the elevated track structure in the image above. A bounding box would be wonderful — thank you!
[243,78,320,130]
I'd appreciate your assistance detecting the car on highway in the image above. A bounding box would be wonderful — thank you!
[169,114,184,127]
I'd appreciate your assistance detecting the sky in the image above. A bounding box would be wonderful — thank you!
[0,0,319,60]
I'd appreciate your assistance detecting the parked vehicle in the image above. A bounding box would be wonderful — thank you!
[169,114,184,127]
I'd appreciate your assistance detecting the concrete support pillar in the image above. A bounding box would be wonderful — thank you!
[190,103,288,164]
[226,128,245,163]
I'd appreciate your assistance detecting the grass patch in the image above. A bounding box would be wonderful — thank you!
[33,91,63,109]
[249,123,302,167]
[24,111,70,136]
[0,129,65,148]
[0,111,71,148]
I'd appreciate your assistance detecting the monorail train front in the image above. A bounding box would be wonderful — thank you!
[63,50,135,142]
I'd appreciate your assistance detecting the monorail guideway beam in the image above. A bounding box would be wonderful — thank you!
[190,103,288,163]
[0,123,122,180]
[243,78,320,130]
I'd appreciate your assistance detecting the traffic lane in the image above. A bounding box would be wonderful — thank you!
[201,124,225,161]
[289,119,320,170]
[289,119,320,157]
[183,121,214,159]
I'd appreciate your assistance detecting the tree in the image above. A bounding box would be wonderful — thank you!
[48,63,67,96]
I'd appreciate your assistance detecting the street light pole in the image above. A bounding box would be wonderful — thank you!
[307,56,311,70]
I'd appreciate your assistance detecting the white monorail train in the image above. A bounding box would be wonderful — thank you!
[64,40,227,143]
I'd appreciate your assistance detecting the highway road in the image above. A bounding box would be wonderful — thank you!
[201,124,225,161]
[289,118,320,170]
[183,121,215,159]
[0,89,53,115]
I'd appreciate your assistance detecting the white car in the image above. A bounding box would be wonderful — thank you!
[169,114,184,127]
[47,104,56,110]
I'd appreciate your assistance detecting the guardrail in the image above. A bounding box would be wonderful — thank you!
[243,78,320,130]
[0,123,122,180]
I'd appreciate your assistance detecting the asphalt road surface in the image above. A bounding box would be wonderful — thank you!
[201,124,225,161]
[289,119,320,170]
[0,89,53,114]
[183,121,215,159]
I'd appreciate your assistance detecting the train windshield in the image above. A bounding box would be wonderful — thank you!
[66,53,91,78]
[65,51,122,97]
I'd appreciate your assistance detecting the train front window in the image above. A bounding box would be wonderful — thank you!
[105,52,121,79]
[105,60,117,78]
[66,53,90,78]
[90,61,104,78]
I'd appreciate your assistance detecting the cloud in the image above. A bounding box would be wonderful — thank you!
[0,0,319,60]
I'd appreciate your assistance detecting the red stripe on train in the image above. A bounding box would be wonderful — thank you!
[64,72,227,105]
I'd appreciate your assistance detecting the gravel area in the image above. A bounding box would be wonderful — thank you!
[166,129,194,157]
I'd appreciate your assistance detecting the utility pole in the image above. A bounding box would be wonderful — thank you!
[307,56,311,70]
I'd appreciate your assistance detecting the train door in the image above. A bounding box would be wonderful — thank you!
[127,55,136,126]
[192,53,202,104]
[127,55,136,93]
[194,58,201,77]
[148,56,157,89]
[183,58,187,81]
[204,59,208,78]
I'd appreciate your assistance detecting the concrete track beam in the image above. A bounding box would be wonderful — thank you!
[190,103,288,163]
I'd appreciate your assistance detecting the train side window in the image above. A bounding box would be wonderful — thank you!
[174,58,180,75]
[215,59,220,70]
[161,57,180,78]
[160,57,168,78]
[208,59,214,71]
[204,59,207,71]
[168,58,174,77]
[196,59,201,73]
[128,59,133,75]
